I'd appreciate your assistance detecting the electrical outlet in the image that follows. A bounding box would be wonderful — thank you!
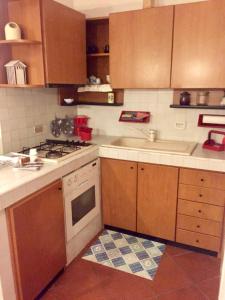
[175,121,186,130]
[34,125,43,134]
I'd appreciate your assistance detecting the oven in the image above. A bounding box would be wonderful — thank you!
[63,159,100,243]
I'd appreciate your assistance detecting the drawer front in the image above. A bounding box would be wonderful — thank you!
[178,199,224,222]
[180,168,225,190]
[176,228,221,252]
[177,214,222,237]
[179,184,225,207]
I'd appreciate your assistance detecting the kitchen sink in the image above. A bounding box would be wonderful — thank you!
[106,137,197,156]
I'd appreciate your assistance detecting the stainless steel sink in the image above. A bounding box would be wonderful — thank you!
[106,137,197,156]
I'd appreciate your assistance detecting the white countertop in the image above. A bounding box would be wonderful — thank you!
[0,135,225,210]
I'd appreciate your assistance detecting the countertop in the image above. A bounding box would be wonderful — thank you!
[1,135,225,210]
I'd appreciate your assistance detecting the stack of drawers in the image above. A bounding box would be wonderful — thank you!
[176,168,225,252]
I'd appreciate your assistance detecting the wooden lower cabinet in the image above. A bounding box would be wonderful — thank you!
[101,158,137,231]
[137,163,179,241]
[7,180,66,300]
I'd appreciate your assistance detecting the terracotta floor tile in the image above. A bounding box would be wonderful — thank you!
[198,276,220,300]
[172,252,220,283]
[150,255,192,295]
[41,259,157,300]
[165,245,191,257]
[156,286,207,300]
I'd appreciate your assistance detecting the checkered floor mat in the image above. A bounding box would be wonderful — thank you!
[82,229,166,280]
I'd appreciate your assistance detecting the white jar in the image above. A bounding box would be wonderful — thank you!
[4,22,21,40]
[148,130,157,142]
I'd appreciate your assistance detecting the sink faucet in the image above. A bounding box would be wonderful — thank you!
[136,128,157,142]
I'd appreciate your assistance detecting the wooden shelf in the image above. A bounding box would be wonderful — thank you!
[77,102,123,106]
[170,104,225,109]
[0,84,44,88]
[0,39,42,45]
[87,53,109,57]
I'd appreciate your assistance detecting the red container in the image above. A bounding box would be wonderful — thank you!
[74,115,89,135]
[79,127,93,141]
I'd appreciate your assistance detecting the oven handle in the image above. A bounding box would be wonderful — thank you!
[78,179,89,187]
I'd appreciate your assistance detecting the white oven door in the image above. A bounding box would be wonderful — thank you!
[64,171,100,242]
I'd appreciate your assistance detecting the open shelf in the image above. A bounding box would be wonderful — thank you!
[77,102,123,106]
[170,104,225,109]
[0,84,44,88]
[0,39,42,45]
[87,53,109,57]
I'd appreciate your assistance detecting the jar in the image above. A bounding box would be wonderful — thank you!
[197,91,209,106]
[180,92,191,106]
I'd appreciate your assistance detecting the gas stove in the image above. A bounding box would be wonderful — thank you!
[20,139,95,162]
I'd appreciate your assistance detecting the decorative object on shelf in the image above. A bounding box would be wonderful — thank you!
[196,91,209,106]
[180,91,191,106]
[202,130,225,151]
[63,98,75,105]
[87,45,98,54]
[119,111,150,123]
[4,60,27,85]
[106,75,110,83]
[221,91,225,106]
[198,114,225,128]
[107,92,114,104]
[88,75,101,85]
[4,22,21,40]
[104,44,109,53]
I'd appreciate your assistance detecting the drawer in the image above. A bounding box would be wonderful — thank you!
[177,214,222,237]
[178,199,224,222]
[180,168,225,190]
[176,228,221,252]
[179,184,225,207]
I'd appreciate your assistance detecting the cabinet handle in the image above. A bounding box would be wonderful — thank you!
[196,239,199,243]
[197,225,200,228]
[200,178,204,182]
[198,210,202,213]
[130,166,134,170]
[199,194,203,198]
[58,187,62,191]
[141,168,144,171]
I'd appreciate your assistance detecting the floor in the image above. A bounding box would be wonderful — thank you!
[41,238,221,300]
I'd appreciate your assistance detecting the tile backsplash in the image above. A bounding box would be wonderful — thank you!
[0,88,76,154]
[78,89,225,143]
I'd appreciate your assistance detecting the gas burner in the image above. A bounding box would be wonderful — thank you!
[46,150,63,159]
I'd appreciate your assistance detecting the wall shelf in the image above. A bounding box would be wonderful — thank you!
[170,104,225,109]
[0,84,44,88]
[87,53,109,57]
[0,39,42,45]
[76,102,123,106]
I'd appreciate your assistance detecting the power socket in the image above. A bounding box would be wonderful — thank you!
[175,121,186,130]
[34,125,43,134]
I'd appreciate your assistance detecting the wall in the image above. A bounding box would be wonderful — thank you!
[0,88,76,154]
[78,89,223,143]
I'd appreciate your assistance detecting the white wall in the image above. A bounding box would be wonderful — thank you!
[54,0,74,8]
[0,89,76,154]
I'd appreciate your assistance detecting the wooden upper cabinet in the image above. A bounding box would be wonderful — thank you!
[137,163,178,241]
[172,0,225,88]
[109,6,174,89]
[101,158,137,231]
[41,0,86,85]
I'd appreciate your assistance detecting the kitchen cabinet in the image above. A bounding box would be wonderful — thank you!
[101,158,137,231]
[6,180,66,300]
[177,168,225,252]
[137,163,178,241]
[172,0,225,88]
[0,0,86,87]
[109,6,174,89]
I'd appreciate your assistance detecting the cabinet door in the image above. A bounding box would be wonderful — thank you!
[101,158,137,231]
[7,180,66,300]
[110,6,174,89]
[41,0,86,84]
[172,0,225,88]
[137,163,178,241]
